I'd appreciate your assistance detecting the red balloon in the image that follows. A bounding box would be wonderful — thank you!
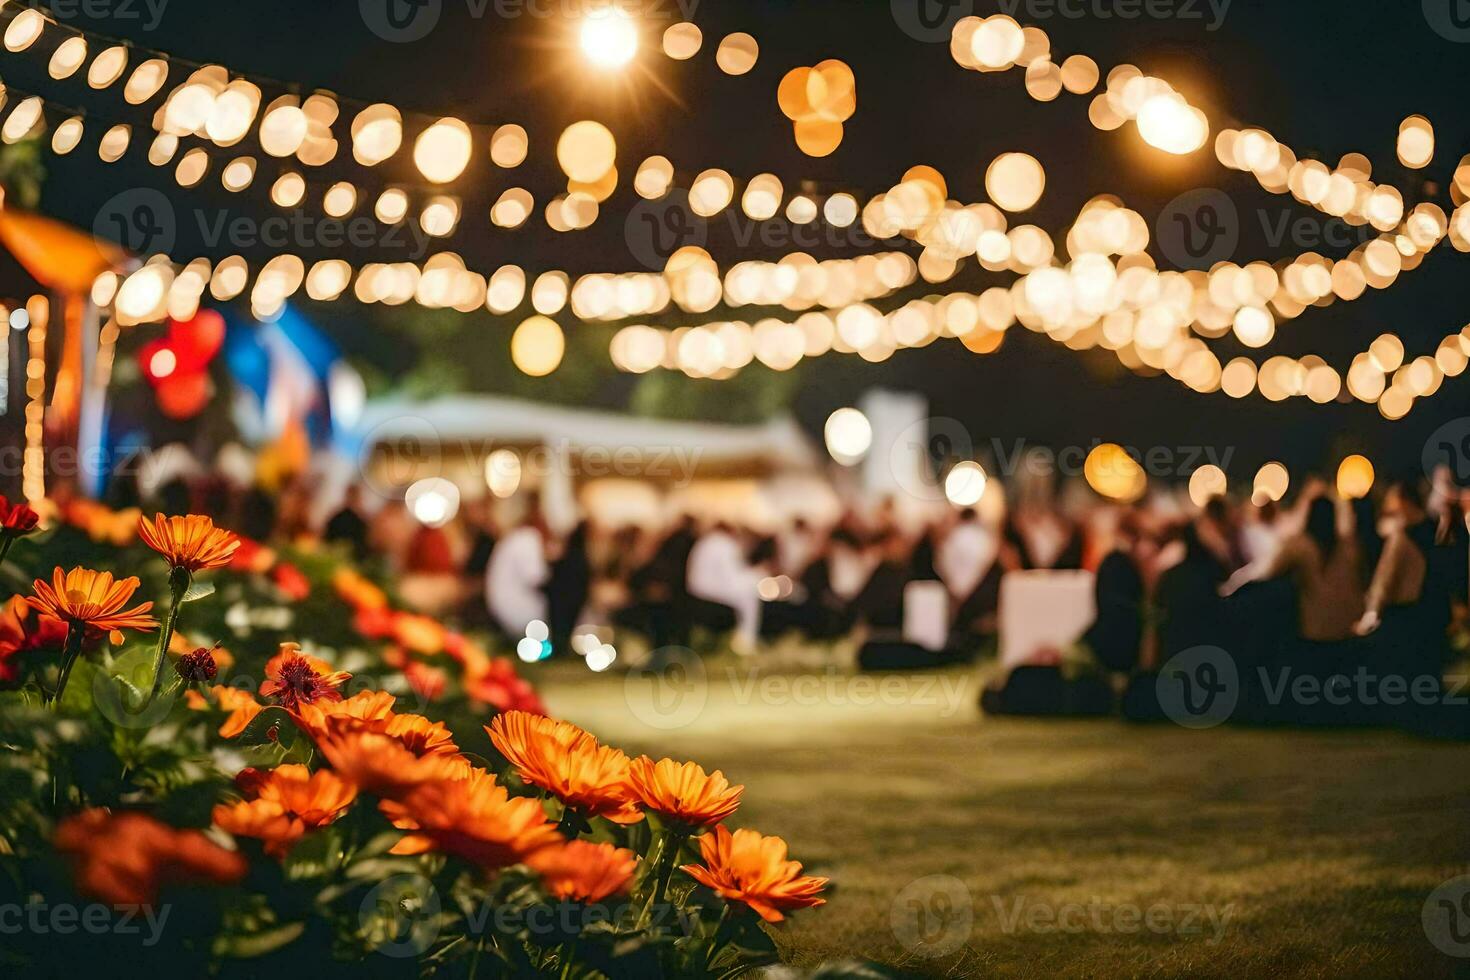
[168,309,226,371]
[155,370,211,420]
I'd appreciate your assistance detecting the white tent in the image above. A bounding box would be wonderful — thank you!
[348,395,833,530]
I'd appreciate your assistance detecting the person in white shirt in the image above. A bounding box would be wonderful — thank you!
[486,513,549,639]
[937,508,998,606]
[686,523,762,653]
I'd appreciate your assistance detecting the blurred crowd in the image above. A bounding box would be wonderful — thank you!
[90,452,1470,689]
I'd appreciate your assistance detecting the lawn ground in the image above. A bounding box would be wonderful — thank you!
[525,655,1470,979]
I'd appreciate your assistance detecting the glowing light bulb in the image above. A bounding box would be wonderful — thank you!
[580,7,638,68]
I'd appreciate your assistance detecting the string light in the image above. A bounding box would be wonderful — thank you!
[579,6,638,69]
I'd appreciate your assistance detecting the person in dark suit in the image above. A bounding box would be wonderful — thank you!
[1085,510,1145,673]
[324,484,370,560]
[546,521,593,658]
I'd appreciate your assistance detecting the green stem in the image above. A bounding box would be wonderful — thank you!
[0,533,15,570]
[467,934,484,980]
[705,904,734,968]
[633,832,667,931]
[148,567,191,702]
[643,828,687,928]
[557,938,577,980]
[51,621,85,710]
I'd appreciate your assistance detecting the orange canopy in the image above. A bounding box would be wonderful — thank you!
[0,208,125,293]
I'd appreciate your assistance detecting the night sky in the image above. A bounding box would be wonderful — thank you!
[8,0,1470,483]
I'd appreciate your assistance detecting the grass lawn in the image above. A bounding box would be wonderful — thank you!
[524,655,1470,979]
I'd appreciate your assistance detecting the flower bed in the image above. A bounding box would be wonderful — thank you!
[0,500,829,977]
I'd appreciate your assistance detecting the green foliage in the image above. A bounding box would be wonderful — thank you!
[0,512,825,976]
[0,136,45,210]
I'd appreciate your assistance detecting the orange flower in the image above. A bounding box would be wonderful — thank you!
[393,613,448,655]
[54,809,247,906]
[212,764,358,858]
[627,757,743,828]
[382,712,459,757]
[291,689,398,739]
[138,513,241,571]
[213,685,264,738]
[488,711,643,824]
[63,500,140,546]
[259,644,351,711]
[333,567,387,611]
[316,724,465,798]
[27,567,157,636]
[386,767,562,870]
[681,825,827,923]
[529,840,637,903]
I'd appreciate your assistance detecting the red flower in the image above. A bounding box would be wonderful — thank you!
[271,562,311,601]
[403,660,448,702]
[54,809,248,906]
[228,536,277,574]
[467,655,547,715]
[0,495,39,535]
[0,596,67,682]
[175,647,219,682]
[259,644,350,711]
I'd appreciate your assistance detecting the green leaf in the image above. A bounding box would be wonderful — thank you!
[215,920,306,959]
[57,658,99,715]
[282,827,342,881]
[233,706,295,747]
[181,581,217,603]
